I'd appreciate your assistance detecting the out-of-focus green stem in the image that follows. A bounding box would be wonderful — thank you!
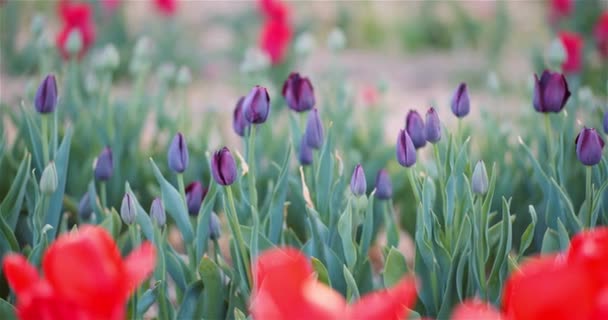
[247,125,258,212]
[129,225,141,320]
[100,182,107,210]
[407,168,421,206]
[586,167,593,228]
[544,114,553,166]
[177,173,187,209]
[383,200,399,248]
[41,114,49,165]
[226,186,252,291]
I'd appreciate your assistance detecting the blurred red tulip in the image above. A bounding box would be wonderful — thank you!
[451,299,503,320]
[153,0,177,16]
[260,19,292,65]
[250,247,417,320]
[56,0,96,60]
[549,0,573,23]
[2,226,156,320]
[594,12,608,58]
[558,31,583,73]
[258,0,288,21]
[567,226,608,286]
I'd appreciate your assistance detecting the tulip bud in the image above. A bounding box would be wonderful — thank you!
[167,132,189,173]
[34,74,58,114]
[533,70,571,113]
[603,112,608,135]
[305,108,324,149]
[350,164,367,197]
[94,147,113,181]
[150,198,166,226]
[233,96,250,137]
[209,212,221,240]
[425,107,441,143]
[576,127,605,166]
[185,181,207,216]
[406,110,426,149]
[120,193,137,224]
[211,147,238,186]
[374,169,392,200]
[396,129,416,167]
[451,82,470,118]
[78,192,93,221]
[39,162,58,195]
[472,161,489,195]
[299,136,313,166]
[282,72,315,112]
[294,33,316,56]
[243,85,270,124]
[176,66,192,87]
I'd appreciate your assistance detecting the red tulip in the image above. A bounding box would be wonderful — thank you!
[153,0,177,16]
[56,0,96,60]
[549,0,573,23]
[260,18,292,65]
[250,247,417,320]
[258,0,288,21]
[451,299,503,320]
[594,11,608,58]
[558,31,584,73]
[2,226,156,320]
[567,226,608,286]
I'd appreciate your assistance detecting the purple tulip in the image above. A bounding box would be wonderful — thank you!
[282,72,315,112]
[299,136,313,166]
[604,112,608,135]
[243,85,270,124]
[185,181,208,215]
[374,169,392,200]
[305,108,324,149]
[233,96,249,137]
[211,147,237,186]
[150,198,166,226]
[94,147,113,181]
[406,110,426,149]
[425,107,441,143]
[396,129,416,167]
[34,74,58,114]
[533,70,571,113]
[575,127,605,166]
[451,82,470,118]
[120,193,136,225]
[167,132,189,173]
[209,212,221,240]
[78,192,93,220]
[350,164,367,197]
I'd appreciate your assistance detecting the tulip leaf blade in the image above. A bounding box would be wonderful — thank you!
[541,228,560,254]
[518,206,537,258]
[126,182,155,242]
[311,257,332,287]
[338,203,357,269]
[195,181,218,262]
[359,192,375,260]
[0,152,31,229]
[175,280,205,320]
[136,281,159,316]
[268,145,291,244]
[0,298,17,320]
[343,265,360,302]
[383,247,408,288]
[199,257,225,320]
[44,127,73,239]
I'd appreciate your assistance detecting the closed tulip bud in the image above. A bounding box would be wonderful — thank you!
[350,164,367,197]
[472,161,489,195]
[282,72,316,112]
[185,181,207,216]
[425,107,441,143]
[451,82,470,118]
[396,129,416,167]
[299,136,313,166]
[120,193,137,224]
[533,70,571,113]
[78,192,93,221]
[211,147,237,186]
[603,112,608,135]
[406,110,426,149]
[243,85,270,124]
[305,108,324,149]
[576,127,605,166]
[94,147,113,181]
[374,169,392,200]
[209,212,221,240]
[39,162,58,195]
[34,74,58,114]
[233,96,250,137]
[150,198,166,226]
[167,132,189,173]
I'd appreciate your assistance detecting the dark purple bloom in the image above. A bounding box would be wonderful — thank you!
[185,181,208,215]
[575,127,605,166]
[451,82,470,118]
[78,192,93,220]
[233,96,249,137]
[604,112,608,135]
[209,212,221,240]
[299,136,313,166]
[425,107,441,143]
[406,110,426,149]
[94,147,113,181]
[396,129,416,167]
[243,85,270,124]
[34,74,58,114]
[350,164,367,197]
[167,132,189,173]
[533,70,571,113]
[150,198,166,226]
[211,147,237,186]
[305,108,324,149]
[374,169,392,200]
[282,72,315,112]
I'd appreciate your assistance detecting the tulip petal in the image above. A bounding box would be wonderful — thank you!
[2,254,39,296]
[124,242,157,293]
[348,276,417,320]
[452,299,503,320]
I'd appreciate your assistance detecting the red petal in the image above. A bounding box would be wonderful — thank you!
[2,254,39,297]
[452,299,503,320]
[124,241,157,296]
[348,276,417,320]
[567,227,608,285]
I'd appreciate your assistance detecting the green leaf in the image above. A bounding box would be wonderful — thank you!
[343,265,360,302]
[518,206,537,257]
[338,203,357,269]
[383,247,408,287]
[0,298,17,320]
[311,257,332,287]
[199,257,225,320]
[234,308,247,320]
[45,128,73,239]
[195,182,217,262]
[240,225,275,252]
[541,228,560,254]
[0,152,31,229]
[137,281,160,316]
[100,209,122,240]
[175,280,205,320]
[0,214,19,255]
[359,191,375,260]
[268,145,291,243]
[126,183,155,242]
[315,124,334,215]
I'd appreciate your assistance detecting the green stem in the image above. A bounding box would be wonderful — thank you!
[544,114,553,166]
[383,200,399,248]
[154,228,169,320]
[41,114,49,165]
[407,168,421,206]
[247,125,258,212]
[129,225,141,320]
[100,182,107,210]
[213,237,221,265]
[177,173,187,210]
[226,186,252,290]
[586,166,593,228]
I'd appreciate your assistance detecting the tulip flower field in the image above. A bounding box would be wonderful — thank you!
[1,1,608,320]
